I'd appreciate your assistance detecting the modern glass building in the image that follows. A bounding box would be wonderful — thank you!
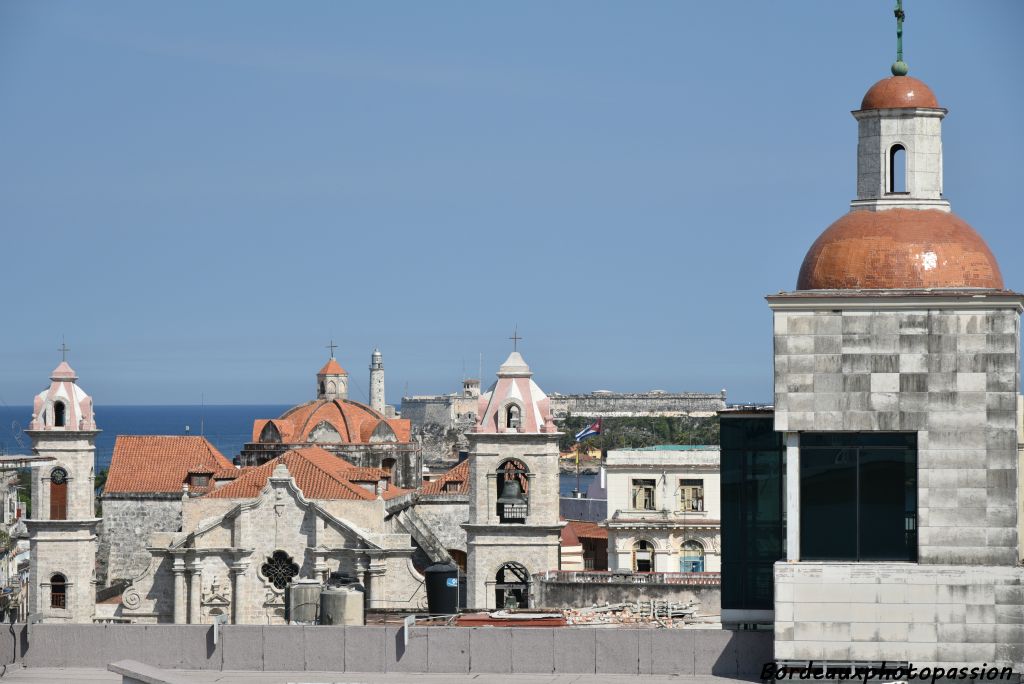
[720,408,785,627]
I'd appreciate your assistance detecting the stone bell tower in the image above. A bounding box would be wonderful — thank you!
[25,355,101,623]
[463,351,563,610]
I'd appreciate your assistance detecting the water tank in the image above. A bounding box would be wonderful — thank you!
[424,562,459,615]
[286,579,322,624]
[319,584,364,626]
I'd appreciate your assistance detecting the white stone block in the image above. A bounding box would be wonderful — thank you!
[870,373,899,392]
[956,373,987,392]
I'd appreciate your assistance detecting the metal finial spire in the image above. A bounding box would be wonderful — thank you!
[58,337,70,362]
[326,339,338,358]
[509,326,522,352]
[891,0,909,76]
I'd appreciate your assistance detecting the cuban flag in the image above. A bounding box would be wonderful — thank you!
[574,418,602,442]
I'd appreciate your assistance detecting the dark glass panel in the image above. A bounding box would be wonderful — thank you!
[858,448,915,560]
[801,447,857,560]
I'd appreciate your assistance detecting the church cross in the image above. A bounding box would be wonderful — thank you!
[891,0,908,75]
[894,0,904,63]
[58,338,70,362]
[509,326,522,352]
[326,339,338,358]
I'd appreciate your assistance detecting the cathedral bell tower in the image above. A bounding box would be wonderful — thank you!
[462,350,563,610]
[25,356,101,623]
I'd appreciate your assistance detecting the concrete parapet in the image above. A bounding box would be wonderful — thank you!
[10,622,772,675]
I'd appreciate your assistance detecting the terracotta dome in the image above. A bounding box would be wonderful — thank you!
[252,399,411,444]
[797,209,1004,290]
[860,76,939,110]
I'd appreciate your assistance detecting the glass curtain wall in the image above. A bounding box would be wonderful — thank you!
[720,414,786,612]
[800,432,917,562]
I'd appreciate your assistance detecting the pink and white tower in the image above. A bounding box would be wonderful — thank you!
[25,359,101,623]
[462,351,563,610]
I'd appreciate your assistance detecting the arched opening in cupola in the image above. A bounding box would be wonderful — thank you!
[889,144,907,194]
[53,401,66,427]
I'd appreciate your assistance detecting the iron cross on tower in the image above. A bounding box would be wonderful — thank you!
[509,327,522,352]
[326,339,338,357]
[58,338,70,362]
[891,0,908,76]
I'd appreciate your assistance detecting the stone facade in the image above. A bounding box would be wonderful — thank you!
[98,496,182,585]
[771,299,1020,565]
[119,463,425,624]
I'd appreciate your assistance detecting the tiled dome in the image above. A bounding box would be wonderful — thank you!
[860,75,939,110]
[797,209,1004,290]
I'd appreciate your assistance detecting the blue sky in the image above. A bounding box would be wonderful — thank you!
[1,1,1022,407]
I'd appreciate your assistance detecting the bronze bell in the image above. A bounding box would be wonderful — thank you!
[497,479,527,505]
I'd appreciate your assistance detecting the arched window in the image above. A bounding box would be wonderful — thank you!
[326,380,336,395]
[261,550,299,590]
[496,460,529,523]
[505,405,521,430]
[50,467,68,520]
[632,539,654,572]
[495,561,530,610]
[381,458,396,477]
[53,401,66,428]
[318,381,325,396]
[259,422,281,444]
[680,540,705,573]
[889,144,907,193]
[50,573,67,609]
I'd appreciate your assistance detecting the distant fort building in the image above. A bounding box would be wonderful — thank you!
[402,383,726,460]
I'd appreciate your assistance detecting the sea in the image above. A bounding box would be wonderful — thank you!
[0,404,601,494]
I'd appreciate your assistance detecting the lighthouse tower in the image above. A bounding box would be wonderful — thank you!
[369,349,386,415]
[25,357,101,623]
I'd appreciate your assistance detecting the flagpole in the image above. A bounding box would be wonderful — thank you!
[575,439,581,497]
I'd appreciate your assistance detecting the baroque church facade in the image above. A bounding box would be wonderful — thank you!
[24,349,495,624]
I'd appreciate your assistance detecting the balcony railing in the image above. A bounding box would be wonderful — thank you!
[541,570,721,586]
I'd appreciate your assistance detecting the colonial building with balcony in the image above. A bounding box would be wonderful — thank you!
[603,445,721,575]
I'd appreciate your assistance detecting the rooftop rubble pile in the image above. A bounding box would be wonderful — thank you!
[563,599,700,628]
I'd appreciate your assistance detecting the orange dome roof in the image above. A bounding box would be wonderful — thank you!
[860,76,939,110]
[252,399,412,445]
[797,209,1004,290]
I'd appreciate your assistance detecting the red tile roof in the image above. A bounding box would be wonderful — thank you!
[204,446,409,501]
[318,358,347,375]
[104,436,233,495]
[562,519,607,544]
[419,460,469,495]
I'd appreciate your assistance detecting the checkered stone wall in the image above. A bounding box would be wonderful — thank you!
[769,295,1024,667]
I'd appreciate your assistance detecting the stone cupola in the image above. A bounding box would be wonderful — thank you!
[316,356,348,400]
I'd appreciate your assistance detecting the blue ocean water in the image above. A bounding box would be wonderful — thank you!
[0,404,290,470]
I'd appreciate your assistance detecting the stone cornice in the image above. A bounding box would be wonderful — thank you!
[767,290,1024,312]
